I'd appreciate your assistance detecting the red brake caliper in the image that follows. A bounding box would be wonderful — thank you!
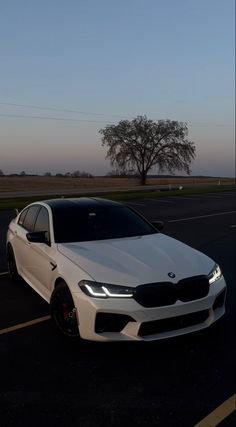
[62,303,70,320]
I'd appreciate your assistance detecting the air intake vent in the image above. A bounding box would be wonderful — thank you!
[139,310,209,336]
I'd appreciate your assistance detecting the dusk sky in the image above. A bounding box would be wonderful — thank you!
[0,0,235,176]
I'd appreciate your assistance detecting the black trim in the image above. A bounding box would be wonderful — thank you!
[213,290,226,310]
[138,310,209,336]
[95,313,135,333]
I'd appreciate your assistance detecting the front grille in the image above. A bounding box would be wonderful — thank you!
[134,276,209,308]
[134,282,176,307]
[95,313,135,333]
[178,276,209,301]
[139,310,209,337]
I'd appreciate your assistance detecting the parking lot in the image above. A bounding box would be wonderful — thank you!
[0,191,235,426]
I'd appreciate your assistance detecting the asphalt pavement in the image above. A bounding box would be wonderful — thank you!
[0,191,235,426]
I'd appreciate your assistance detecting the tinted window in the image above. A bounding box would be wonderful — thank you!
[53,205,157,243]
[22,206,41,231]
[18,208,28,226]
[34,207,50,241]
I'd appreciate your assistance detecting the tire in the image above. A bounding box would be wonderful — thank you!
[7,245,21,281]
[50,282,80,339]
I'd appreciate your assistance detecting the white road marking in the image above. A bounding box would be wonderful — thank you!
[126,202,145,206]
[231,225,236,228]
[194,394,236,427]
[173,197,202,201]
[145,198,175,204]
[200,195,226,199]
[216,192,235,195]
[0,315,51,336]
[168,210,236,223]
[0,271,8,276]
[217,194,230,197]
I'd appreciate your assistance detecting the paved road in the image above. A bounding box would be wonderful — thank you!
[0,191,235,426]
[0,182,233,199]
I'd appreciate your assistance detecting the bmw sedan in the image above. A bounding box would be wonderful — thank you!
[7,198,227,341]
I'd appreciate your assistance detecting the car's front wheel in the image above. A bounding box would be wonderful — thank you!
[7,245,21,281]
[50,282,80,339]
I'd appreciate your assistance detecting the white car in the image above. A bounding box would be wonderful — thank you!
[7,198,226,341]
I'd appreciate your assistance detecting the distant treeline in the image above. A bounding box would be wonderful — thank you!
[0,170,94,178]
[0,169,233,179]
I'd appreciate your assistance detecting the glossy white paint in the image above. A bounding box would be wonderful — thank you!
[58,235,214,286]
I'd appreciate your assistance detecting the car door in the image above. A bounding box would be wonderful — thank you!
[25,206,56,298]
[13,205,41,276]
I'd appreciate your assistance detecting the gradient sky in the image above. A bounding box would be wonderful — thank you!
[0,0,235,176]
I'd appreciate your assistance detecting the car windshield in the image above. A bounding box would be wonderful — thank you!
[52,205,157,243]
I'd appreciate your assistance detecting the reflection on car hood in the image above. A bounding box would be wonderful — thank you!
[58,233,214,286]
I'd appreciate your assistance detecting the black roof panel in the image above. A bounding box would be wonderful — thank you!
[44,197,121,211]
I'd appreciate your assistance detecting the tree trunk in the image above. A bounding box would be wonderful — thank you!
[140,171,146,185]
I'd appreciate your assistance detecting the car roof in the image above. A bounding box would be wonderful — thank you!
[43,197,122,212]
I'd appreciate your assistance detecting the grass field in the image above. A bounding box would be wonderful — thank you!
[0,176,235,211]
[0,176,235,193]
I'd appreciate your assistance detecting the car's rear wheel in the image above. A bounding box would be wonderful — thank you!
[50,282,80,339]
[7,245,21,281]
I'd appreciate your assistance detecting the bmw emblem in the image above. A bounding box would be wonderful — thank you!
[168,272,176,279]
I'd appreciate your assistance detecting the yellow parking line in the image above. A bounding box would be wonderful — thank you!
[0,315,51,335]
[194,394,236,426]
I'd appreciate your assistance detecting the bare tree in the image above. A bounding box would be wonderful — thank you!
[100,116,196,185]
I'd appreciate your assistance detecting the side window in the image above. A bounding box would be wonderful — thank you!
[18,208,28,226]
[34,207,50,242]
[22,206,41,231]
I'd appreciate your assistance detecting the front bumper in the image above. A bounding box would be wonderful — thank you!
[72,276,226,341]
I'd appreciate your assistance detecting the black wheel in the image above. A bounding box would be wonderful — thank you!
[7,245,20,281]
[50,282,80,339]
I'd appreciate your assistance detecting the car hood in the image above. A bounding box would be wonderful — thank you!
[58,234,214,286]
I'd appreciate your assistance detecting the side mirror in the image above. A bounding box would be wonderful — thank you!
[152,221,164,231]
[26,231,49,244]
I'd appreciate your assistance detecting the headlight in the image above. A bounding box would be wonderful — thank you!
[79,280,134,298]
[208,264,222,285]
